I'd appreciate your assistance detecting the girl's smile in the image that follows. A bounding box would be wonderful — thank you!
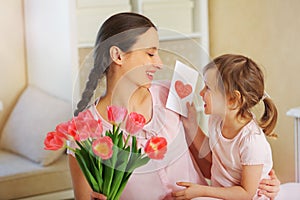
[200,68,226,116]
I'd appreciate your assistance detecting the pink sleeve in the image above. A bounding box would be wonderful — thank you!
[239,132,271,165]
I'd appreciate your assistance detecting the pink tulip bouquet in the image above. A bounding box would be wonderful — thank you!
[44,105,167,200]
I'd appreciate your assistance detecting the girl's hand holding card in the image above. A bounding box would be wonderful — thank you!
[166,60,198,117]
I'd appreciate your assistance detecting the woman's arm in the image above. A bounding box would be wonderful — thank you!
[173,165,263,200]
[188,126,212,179]
[68,155,93,200]
[258,169,281,199]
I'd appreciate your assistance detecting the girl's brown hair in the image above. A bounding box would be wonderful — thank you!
[204,54,277,137]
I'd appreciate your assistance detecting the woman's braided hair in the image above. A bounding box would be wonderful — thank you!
[74,12,156,116]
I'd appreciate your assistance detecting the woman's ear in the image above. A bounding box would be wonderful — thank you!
[110,46,123,65]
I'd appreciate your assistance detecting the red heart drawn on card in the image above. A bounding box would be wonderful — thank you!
[175,80,192,99]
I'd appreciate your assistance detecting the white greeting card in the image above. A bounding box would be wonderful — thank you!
[166,60,199,117]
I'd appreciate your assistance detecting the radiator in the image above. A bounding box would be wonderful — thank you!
[287,107,300,182]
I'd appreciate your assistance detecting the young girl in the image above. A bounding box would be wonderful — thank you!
[173,54,278,200]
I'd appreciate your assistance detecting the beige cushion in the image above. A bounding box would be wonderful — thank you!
[0,85,72,166]
[0,150,72,200]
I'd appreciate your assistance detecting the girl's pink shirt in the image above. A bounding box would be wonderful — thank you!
[69,81,207,200]
[208,115,272,199]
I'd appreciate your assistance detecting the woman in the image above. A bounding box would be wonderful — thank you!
[69,12,280,200]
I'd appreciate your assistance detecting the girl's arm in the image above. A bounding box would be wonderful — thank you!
[173,165,263,200]
[181,102,212,178]
[68,155,94,200]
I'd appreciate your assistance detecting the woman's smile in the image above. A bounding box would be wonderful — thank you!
[146,70,156,80]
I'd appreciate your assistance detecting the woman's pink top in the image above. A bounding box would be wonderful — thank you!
[69,81,207,200]
[208,115,273,199]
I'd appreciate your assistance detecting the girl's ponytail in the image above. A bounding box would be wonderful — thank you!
[259,97,278,138]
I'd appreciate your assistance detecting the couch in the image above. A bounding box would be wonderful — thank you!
[0,85,74,200]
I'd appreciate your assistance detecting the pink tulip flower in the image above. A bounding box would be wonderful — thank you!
[72,110,103,141]
[56,121,76,139]
[77,109,95,121]
[92,136,113,160]
[144,136,167,160]
[107,105,128,125]
[125,112,146,135]
[44,131,67,150]
[89,119,103,139]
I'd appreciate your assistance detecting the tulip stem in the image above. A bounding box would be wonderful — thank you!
[124,135,131,148]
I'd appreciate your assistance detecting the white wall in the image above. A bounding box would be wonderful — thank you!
[24,0,78,102]
[0,0,27,131]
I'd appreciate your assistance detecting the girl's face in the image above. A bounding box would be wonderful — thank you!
[120,27,163,88]
[200,68,226,116]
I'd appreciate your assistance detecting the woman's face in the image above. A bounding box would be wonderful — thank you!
[199,68,226,116]
[120,27,163,88]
